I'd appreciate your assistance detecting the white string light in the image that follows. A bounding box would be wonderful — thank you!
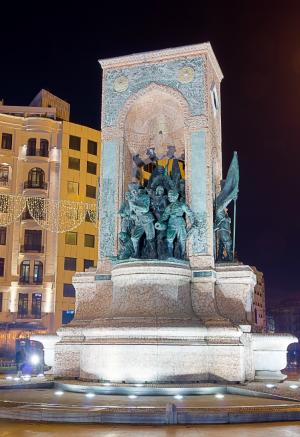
[0,194,26,226]
[0,194,98,233]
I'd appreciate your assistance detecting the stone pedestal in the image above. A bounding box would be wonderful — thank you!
[52,260,297,383]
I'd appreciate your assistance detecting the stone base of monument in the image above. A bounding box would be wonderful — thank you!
[47,261,296,384]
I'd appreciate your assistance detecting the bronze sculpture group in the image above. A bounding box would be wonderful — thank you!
[117,152,239,262]
[118,159,195,261]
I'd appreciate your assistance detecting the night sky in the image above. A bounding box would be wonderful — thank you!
[1,1,299,306]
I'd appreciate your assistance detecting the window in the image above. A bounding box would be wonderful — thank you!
[0,292,2,312]
[32,293,42,318]
[211,84,219,116]
[86,185,96,198]
[0,258,4,276]
[84,234,95,248]
[85,211,92,222]
[27,138,36,156]
[23,230,42,252]
[20,260,30,283]
[18,293,28,318]
[0,165,9,186]
[40,139,49,157]
[84,259,94,270]
[65,232,77,245]
[33,261,43,284]
[69,135,81,151]
[87,140,97,155]
[1,133,12,150]
[87,161,97,175]
[68,157,80,170]
[62,310,75,324]
[0,227,6,245]
[26,167,46,189]
[63,283,76,297]
[67,181,79,194]
[64,257,76,271]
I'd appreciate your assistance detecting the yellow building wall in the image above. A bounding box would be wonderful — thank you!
[55,121,100,330]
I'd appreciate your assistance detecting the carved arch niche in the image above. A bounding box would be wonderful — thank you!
[119,84,190,190]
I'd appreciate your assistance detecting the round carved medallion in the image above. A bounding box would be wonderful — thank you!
[178,66,195,84]
[114,75,129,92]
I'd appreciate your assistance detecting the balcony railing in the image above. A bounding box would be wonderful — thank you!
[20,245,44,253]
[18,277,30,284]
[17,312,41,319]
[25,149,49,158]
[19,277,43,285]
[24,181,47,190]
[39,149,49,157]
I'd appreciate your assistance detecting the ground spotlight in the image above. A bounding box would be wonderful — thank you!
[128,395,137,399]
[54,390,64,396]
[29,354,40,365]
[174,394,183,400]
[215,393,224,399]
[85,393,95,398]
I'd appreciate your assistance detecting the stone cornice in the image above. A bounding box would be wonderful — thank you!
[99,43,223,82]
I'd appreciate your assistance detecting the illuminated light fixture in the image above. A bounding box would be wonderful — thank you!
[128,395,137,399]
[103,382,111,386]
[54,391,64,396]
[135,383,143,387]
[289,385,298,389]
[30,354,40,365]
[22,375,31,382]
[5,376,13,380]
[13,377,20,381]
[85,393,95,398]
[174,394,183,400]
[215,393,224,399]
[0,194,98,231]
[266,384,275,388]
[37,373,44,378]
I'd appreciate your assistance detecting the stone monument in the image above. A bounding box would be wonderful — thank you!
[52,43,296,383]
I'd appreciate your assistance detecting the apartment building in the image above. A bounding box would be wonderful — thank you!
[0,91,100,355]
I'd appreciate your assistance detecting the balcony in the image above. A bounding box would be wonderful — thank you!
[39,149,49,157]
[24,181,47,190]
[26,149,49,158]
[19,277,43,285]
[17,312,41,320]
[20,245,44,253]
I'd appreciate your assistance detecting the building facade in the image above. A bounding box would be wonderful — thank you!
[0,92,100,355]
[270,299,300,360]
[251,266,266,332]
